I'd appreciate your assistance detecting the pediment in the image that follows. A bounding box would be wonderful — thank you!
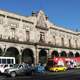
[36,10,48,30]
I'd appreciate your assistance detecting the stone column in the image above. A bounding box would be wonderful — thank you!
[19,52,22,64]
[19,49,23,64]
[34,47,40,65]
[46,49,49,60]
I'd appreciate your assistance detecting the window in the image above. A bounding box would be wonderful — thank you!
[11,59,13,64]
[61,37,64,47]
[26,31,29,41]
[7,59,11,64]
[75,40,78,48]
[4,65,8,68]
[11,27,15,39]
[10,65,13,67]
[0,18,3,24]
[69,39,71,47]
[53,36,56,45]
[2,59,6,64]
[39,32,45,42]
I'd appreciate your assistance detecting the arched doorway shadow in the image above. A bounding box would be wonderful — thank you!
[51,51,59,58]
[68,52,74,58]
[39,49,47,64]
[5,47,19,64]
[60,51,67,57]
[22,48,34,64]
[75,52,80,57]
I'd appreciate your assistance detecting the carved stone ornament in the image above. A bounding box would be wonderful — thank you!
[36,14,48,30]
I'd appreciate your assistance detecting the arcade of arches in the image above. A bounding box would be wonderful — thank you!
[0,47,48,64]
[0,46,80,64]
[0,47,34,64]
[51,50,80,58]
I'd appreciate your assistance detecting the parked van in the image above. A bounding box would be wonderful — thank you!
[0,57,15,73]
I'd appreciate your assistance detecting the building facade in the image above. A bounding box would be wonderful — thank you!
[0,10,80,65]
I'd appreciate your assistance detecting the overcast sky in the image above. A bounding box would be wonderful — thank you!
[0,0,80,31]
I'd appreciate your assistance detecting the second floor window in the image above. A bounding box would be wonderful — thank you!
[26,31,29,41]
[75,40,78,48]
[69,39,71,48]
[11,28,15,39]
[39,32,45,42]
[61,37,64,47]
[53,36,56,45]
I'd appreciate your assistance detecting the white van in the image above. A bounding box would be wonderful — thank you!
[0,57,15,73]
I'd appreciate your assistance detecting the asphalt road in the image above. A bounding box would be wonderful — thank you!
[1,69,80,80]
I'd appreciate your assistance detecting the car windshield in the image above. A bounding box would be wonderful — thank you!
[13,64,19,68]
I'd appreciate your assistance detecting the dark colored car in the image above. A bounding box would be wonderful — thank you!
[4,64,33,77]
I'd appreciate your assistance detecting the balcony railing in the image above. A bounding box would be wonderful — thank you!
[0,37,80,50]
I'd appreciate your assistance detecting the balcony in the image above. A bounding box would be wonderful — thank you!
[0,37,34,45]
[0,37,80,50]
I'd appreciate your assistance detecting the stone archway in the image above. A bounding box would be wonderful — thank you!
[75,52,80,57]
[60,51,67,57]
[22,48,34,64]
[39,49,47,64]
[5,47,19,63]
[68,52,74,58]
[51,51,59,58]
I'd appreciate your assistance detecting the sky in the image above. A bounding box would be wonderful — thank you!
[0,0,80,31]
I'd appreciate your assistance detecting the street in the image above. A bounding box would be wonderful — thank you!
[0,69,80,80]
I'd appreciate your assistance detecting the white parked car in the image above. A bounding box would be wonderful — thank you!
[0,64,13,73]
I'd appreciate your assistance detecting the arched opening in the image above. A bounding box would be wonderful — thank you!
[75,52,80,57]
[39,49,47,64]
[0,48,2,56]
[60,51,67,57]
[5,47,19,63]
[22,48,34,64]
[51,51,59,58]
[68,52,74,58]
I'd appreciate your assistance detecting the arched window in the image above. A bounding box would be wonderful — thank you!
[75,52,80,57]
[39,49,47,64]
[5,47,19,63]
[68,52,74,58]
[51,51,59,58]
[60,51,67,57]
[22,48,34,64]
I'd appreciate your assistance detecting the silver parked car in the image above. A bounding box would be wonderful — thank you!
[4,64,33,77]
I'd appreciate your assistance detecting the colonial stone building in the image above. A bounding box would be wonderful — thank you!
[0,10,80,65]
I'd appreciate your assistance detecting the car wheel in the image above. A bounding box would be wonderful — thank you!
[55,69,58,72]
[10,72,16,77]
[63,69,66,71]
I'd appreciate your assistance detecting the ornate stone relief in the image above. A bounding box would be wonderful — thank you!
[23,23,31,31]
[8,21,19,29]
[37,15,47,28]
[36,12,48,30]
